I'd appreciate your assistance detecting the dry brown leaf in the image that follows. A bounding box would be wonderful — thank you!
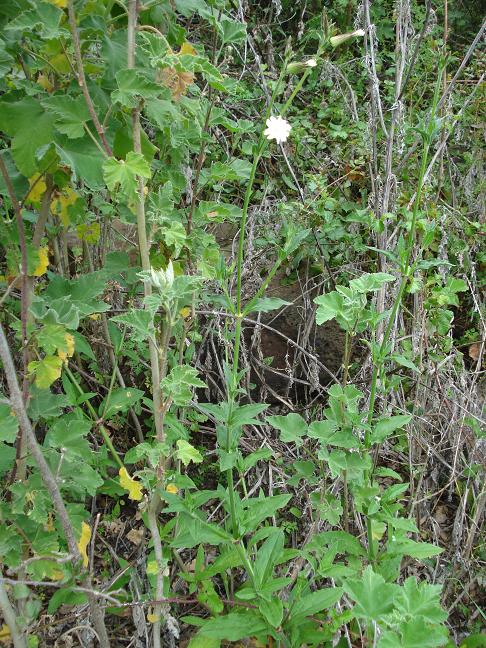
[468,342,480,362]
[160,67,194,101]
[126,527,144,546]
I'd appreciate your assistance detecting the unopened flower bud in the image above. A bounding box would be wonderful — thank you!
[330,29,366,48]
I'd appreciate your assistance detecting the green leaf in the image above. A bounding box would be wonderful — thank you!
[379,618,449,647]
[0,99,55,176]
[176,440,203,466]
[344,566,398,620]
[394,577,447,624]
[49,137,105,187]
[27,387,68,422]
[0,40,14,76]
[161,220,187,257]
[314,291,344,325]
[175,0,208,17]
[103,152,151,201]
[388,539,443,559]
[349,272,396,293]
[373,414,412,443]
[112,69,161,108]
[308,421,357,448]
[6,3,64,39]
[187,635,220,648]
[111,310,154,342]
[196,611,267,641]
[161,365,207,406]
[42,95,91,139]
[220,17,247,44]
[259,597,283,628]
[254,529,285,587]
[244,297,291,315]
[267,413,307,445]
[391,353,420,372]
[99,388,144,419]
[28,355,63,389]
[290,587,343,621]
[0,401,18,443]
[45,417,92,459]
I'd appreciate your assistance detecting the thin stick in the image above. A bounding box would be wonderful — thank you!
[0,579,26,648]
[0,323,111,648]
[67,0,112,156]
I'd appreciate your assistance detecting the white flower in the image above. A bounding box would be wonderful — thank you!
[306,58,318,68]
[330,29,366,47]
[264,116,291,144]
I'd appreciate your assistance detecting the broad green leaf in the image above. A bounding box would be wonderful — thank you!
[187,635,220,648]
[308,421,357,448]
[161,220,187,257]
[99,388,144,419]
[196,611,267,640]
[112,69,161,108]
[242,494,291,531]
[111,310,154,342]
[49,137,105,187]
[314,291,344,325]
[379,618,449,647]
[176,440,203,466]
[290,587,343,621]
[5,3,64,39]
[0,40,14,76]
[42,95,91,139]
[388,539,443,559]
[349,272,396,293]
[259,597,283,628]
[267,413,307,445]
[394,577,447,624]
[307,531,366,556]
[45,417,92,458]
[244,297,291,315]
[103,152,151,201]
[0,99,55,176]
[0,402,18,443]
[28,355,63,389]
[254,529,285,587]
[220,17,247,43]
[373,415,412,443]
[344,566,398,620]
[27,387,68,422]
[161,365,207,406]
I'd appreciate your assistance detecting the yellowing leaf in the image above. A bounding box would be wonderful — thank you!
[77,222,100,244]
[51,569,65,581]
[179,42,197,56]
[47,0,68,7]
[77,522,91,568]
[58,333,75,362]
[37,73,54,92]
[49,53,71,74]
[160,67,194,101]
[119,467,143,501]
[51,187,79,227]
[0,624,11,644]
[146,560,158,575]
[28,355,63,389]
[27,174,47,204]
[166,483,179,494]
[32,246,49,277]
